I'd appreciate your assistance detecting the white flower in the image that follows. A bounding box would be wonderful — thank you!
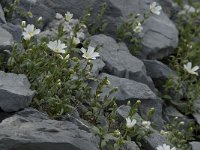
[22,24,40,40]
[55,13,63,20]
[65,11,73,22]
[126,117,137,128]
[184,62,199,76]
[142,121,151,129]
[133,22,143,33]
[81,46,100,60]
[150,2,162,15]
[156,144,176,150]
[47,40,67,54]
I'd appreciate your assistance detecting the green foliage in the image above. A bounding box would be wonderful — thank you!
[162,118,196,150]
[3,11,153,149]
[117,13,142,55]
[3,0,20,19]
[162,1,200,149]
[81,3,108,35]
[163,2,200,115]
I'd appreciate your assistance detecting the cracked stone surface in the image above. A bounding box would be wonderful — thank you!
[95,73,157,102]
[90,34,156,91]
[0,108,99,150]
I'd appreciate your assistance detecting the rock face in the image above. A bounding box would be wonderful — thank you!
[0,71,34,112]
[139,98,164,130]
[91,59,105,76]
[190,142,200,150]
[142,131,168,150]
[98,73,157,102]
[90,34,156,91]
[0,26,13,51]
[13,0,178,59]
[143,60,176,88]
[0,4,6,23]
[1,23,22,42]
[0,108,99,150]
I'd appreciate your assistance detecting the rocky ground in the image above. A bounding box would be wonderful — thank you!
[0,0,200,150]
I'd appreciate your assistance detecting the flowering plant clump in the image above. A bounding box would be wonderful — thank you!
[162,2,200,149]
[4,9,155,149]
[117,2,162,54]
[163,2,200,115]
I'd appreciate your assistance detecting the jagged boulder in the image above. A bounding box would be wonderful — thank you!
[97,73,157,101]
[0,108,99,150]
[0,71,34,112]
[90,34,156,91]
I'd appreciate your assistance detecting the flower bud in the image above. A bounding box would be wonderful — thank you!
[21,21,26,28]
[38,16,43,21]
[27,11,33,18]
[114,129,121,136]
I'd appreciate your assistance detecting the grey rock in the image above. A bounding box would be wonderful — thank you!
[0,111,12,123]
[117,103,164,130]
[0,4,6,23]
[164,106,185,119]
[2,23,22,42]
[0,108,99,150]
[91,59,105,76]
[193,113,200,125]
[117,105,131,120]
[143,60,176,88]
[16,0,178,59]
[116,105,145,126]
[100,0,179,59]
[139,98,164,130]
[155,0,179,18]
[116,105,167,150]
[190,142,200,150]
[0,71,34,112]
[0,26,13,51]
[142,131,169,150]
[90,34,156,91]
[121,141,140,150]
[98,73,157,102]
[141,14,178,59]
[192,99,200,125]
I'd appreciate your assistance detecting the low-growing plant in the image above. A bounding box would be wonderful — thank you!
[163,2,200,115]
[161,117,197,150]
[117,2,162,55]
[3,11,156,149]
